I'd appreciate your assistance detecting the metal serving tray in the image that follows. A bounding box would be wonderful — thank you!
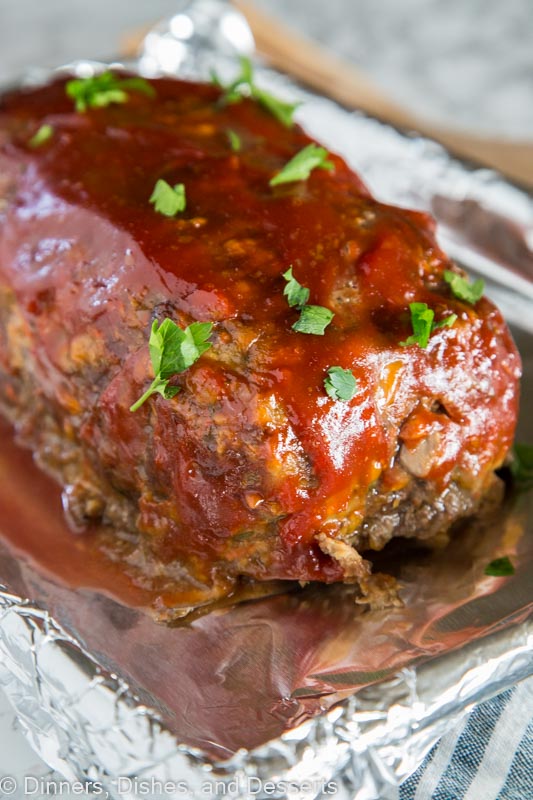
[0,2,532,798]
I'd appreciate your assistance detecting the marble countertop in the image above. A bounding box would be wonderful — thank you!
[0,0,532,137]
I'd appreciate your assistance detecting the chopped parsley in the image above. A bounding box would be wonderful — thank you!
[149,180,186,217]
[29,124,54,148]
[400,302,457,349]
[511,442,533,490]
[484,556,515,577]
[270,144,334,187]
[281,268,333,334]
[227,129,242,152]
[66,71,155,112]
[216,56,254,104]
[213,56,299,128]
[292,305,334,335]
[324,366,358,402]
[209,68,224,89]
[130,318,213,412]
[252,86,298,129]
[444,270,485,305]
[283,267,310,308]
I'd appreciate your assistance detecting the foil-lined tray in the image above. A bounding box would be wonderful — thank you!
[1,2,532,797]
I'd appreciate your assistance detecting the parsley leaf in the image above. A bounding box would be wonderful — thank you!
[214,56,299,127]
[433,313,458,331]
[209,68,224,89]
[227,129,242,152]
[283,267,310,308]
[484,556,515,577]
[324,366,358,402]
[270,144,334,187]
[444,270,485,304]
[292,305,334,335]
[29,124,54,148]
[220,56,254,104]
[511,442,533,490]
[252,86,299,128]
[149,180,186,217]
[281,268,333,334]
[400,303,434,349]
[66,71,155,112]
[130,318,213,412]
[400,302,457,349]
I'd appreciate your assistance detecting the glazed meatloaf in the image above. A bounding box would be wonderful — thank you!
[0,68,521,609]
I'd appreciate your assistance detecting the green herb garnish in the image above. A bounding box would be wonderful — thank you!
[270,144,334,187]
[214,56,299,128]
[66,71,155,112]
[511,442,533,490]
[484,556,515,577]
[292,305,334,335]
[209,67,224,89]
[281,268,333,334]
[400,302,457,349]
[324,366,358,402]
[149,180,186,217]
[227,129,242,152]
[216,56,254,104]
[282,267,310,308]
[130,318,213,412]
[29,124,54,148]
[252,86,298,128]
[444,270,484,305]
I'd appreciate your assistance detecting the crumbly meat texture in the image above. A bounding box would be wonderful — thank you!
[0,75,521,606]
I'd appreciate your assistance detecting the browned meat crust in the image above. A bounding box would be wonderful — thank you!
[0,74,521,610]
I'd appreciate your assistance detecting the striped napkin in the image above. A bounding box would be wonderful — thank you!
[400,676,533,800]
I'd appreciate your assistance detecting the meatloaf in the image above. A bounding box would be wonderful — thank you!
[0,69,521,610]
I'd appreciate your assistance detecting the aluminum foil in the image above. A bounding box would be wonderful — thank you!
[1,1,533,797]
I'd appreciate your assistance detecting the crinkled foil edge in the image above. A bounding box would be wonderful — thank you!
[1,589,532,799]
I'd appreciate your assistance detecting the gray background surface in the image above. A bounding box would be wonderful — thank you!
[0,0,532,136]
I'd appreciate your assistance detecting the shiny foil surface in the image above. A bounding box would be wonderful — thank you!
[0,2,532,798]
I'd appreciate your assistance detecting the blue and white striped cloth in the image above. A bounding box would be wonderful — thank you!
[400,676,533,800]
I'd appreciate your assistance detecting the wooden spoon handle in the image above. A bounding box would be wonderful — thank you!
[122,1,533,188]
[233,1,533,189]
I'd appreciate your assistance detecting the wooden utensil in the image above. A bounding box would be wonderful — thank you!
[122,0,533,189]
